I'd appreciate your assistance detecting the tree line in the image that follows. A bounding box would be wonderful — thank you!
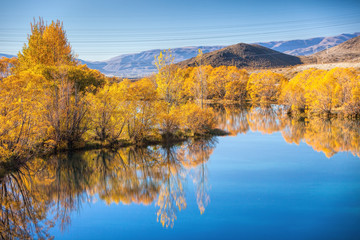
[137,62,360,116]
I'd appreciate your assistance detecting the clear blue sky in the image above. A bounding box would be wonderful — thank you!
[1,0,359,61]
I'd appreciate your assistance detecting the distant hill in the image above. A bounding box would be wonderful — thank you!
[257,33,360,56]
[177,43,302,69]
[86,46,224,77]
[0,53,16,59]
[306,35,360,63]
[85,32,359,77]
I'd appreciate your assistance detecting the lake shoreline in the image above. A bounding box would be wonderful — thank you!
[0,127,228,179]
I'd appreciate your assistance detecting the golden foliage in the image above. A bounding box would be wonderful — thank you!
[281,67,360,115]
[180,103,216,135]
[17,18,75,71]
[247,71,287,105]
[0,71,48,161]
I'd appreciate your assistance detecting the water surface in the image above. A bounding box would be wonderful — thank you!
[1,106,360,239]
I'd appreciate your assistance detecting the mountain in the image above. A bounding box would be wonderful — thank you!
[307,35,360,63]
[257,33,360,56]
[0,53,16,58]
[81,46,224,77]
[84,32,359,77]
[1,33,359,77]
[177,43,302,69]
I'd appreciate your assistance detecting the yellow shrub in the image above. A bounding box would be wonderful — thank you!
[180,103,216,134]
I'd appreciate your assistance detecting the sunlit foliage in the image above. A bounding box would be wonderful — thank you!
[281,67,360,115]
[0,71,48,162]
[17,18,76,71]
[247,71,287,105]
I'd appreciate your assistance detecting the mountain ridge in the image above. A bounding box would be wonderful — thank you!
[304,35,360,63]
[2,32,359,77]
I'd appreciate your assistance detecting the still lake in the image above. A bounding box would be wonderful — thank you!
[1,105,360,239]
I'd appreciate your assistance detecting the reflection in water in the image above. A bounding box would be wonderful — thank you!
[1,105,360,238]
[0,138,217,238]
[214,104,360,158]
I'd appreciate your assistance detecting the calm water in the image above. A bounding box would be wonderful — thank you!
[1,106,360,239]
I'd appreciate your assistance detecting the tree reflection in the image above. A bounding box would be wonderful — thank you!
[156,145,186,228]
[0,137,217,237]
[213,104,249,136]
[214,105,360,158]
[247,106,287,134]
[179,138,217,214]
[0,158,54,240]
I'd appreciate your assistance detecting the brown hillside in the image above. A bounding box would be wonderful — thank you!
[303,36,360,64]
[177,43,302,69]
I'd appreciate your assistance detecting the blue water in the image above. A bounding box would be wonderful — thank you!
[49,131,360,240]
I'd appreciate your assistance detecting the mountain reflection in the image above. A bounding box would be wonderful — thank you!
[1,106,360,238]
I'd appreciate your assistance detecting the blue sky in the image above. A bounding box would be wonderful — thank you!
[1,0,359,60]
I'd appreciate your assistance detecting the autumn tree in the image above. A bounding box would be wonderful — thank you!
[154,50,183,138]
[43,68,88,149]
[85,82,129,144]
[17,18,76,71]
[324,68,360,115]
[280,68,327,113]
[247,71,287,105]
[180,103,216,135]
[224,67,249,101]
[305,69,339,114]
[124,79,160,143]
[0,71,48,162]
[207,66,228,99]
[155,49,181,107]
[194,49,208,108]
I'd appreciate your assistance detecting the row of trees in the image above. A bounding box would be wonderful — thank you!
[138,60,360,115]
[281,68,360,115]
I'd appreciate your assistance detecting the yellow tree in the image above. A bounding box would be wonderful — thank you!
[323,68,359,115]
[194,49,208,108]
[305,69,340,114]
[154,49,181,107]
[124,78,160,143]
[85,82,130,144]
[224,67,249,101]
[0,71,47,162]
[178,67,195,100]
[280,68,327,113]
[17,18,76,71]
[207,66,228,99]
[247,71,287,105]
[154,50,183,137]
[180,103,216,135]
[43,68,89,149]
